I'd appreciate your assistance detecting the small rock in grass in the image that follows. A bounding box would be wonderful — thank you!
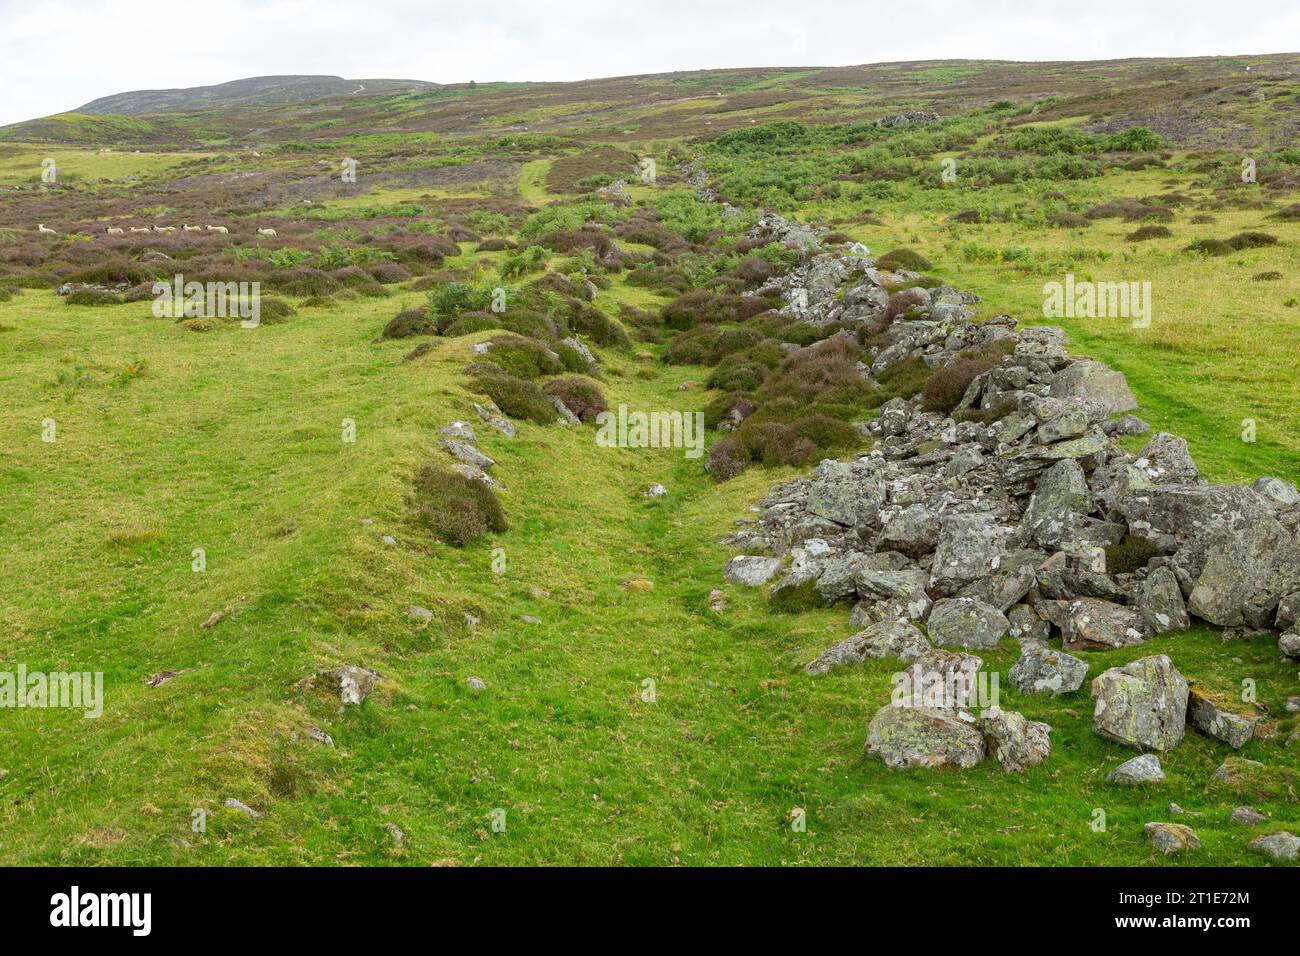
[1144,822,1200,855]
[1107,754,1165,785]
[466,677,487,690]
[408,605,434,619]
[1009,645,1087,696]
[224,798,262,819]
[1248,831,1300,862]
[643,483,667,498]
[382,822,406,845]
[1231,806,1267,826]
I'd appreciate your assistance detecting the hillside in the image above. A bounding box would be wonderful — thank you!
[0,57,1298,867]
[73,75,438,116]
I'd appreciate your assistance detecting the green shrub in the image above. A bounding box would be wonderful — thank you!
[470,370,556,424]
[542,376,607,422]
[1185,238,1234,257]
[1125,225,1172,241]
[64,289,122,306]
[1106,536,1162,574]
[382,308,436,339]
[1226,231,1277,250]
[409,464,507,546]
[481,334,563,379]
[876,248,933,272]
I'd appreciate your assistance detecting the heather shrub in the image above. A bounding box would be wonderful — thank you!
[481,334,563,379]
[64,289,122,306]
[875,248,932,272]
[558,299,630,348]
[409,464,507,547]
[1185,238,1234,256]
[1226,231,1277,250]
[883,287,930,322]
[272,267,340,297]
[1125,225,1172,241]
[470,370,556,424]
[542,376,607,422]
[382,308,436,339]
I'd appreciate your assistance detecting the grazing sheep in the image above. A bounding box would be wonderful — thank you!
[256,228,277,237]
[130,227,151,234]
[182,224,202,232]
[152,225,176,234]
[204,225,228,234]
[37,224,56,235]
[106,226,125,235]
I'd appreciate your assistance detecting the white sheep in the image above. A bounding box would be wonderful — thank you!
[205,225,229,234]
[182,224,202,232]
[256,228,277,237]
[152,225,176,234]
[130,227,151,234]
[106,226,125,235]
[37,224,56,235]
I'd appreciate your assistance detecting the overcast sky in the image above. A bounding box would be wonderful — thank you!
[1,0,1296,127]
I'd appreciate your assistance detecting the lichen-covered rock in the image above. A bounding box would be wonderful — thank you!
[1008,604,1051,646]
[959,562,1037,613]
[1107,753,1165,785]
[1051,597,1149,651]
[805,458,886,530]
[1020,459,1093,548]
[1133,433,1199,484]
[1188,688,1257,749]
[926,597,1009,649]
[1048,358,1138,418]
[877,504,940,558]
[1248,831,1300,862]
[1137,566,1190,634]
[865,704,986,769]
[804,620,930,675]
[1037,408,1088,445]
[440,438,495,470]
[1280,630,1300,660]
[1117,484,1300,627]
[979,707,1051,773]
[1253,475,1300,508]
[928,513,1011,596]
[724,555,782,586]
[1091,655,1189,751]
[1144,822,1200,855]
[1277,592,1300,630]
[1009,645,1088,695]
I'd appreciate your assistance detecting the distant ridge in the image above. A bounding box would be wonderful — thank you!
[74,74,439,115]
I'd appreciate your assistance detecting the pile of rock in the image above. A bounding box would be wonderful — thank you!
[725,248,1300,675]
[718,228,1298,776]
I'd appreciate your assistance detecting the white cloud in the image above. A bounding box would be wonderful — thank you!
[0,0,1295,127]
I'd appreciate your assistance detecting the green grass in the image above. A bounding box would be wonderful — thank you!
[2,268,1297,865]
[2,56,1299,866]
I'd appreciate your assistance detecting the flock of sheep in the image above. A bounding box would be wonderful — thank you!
[36,223,278,237]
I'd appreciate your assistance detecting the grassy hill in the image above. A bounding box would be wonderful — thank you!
[0,58,1297,865]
